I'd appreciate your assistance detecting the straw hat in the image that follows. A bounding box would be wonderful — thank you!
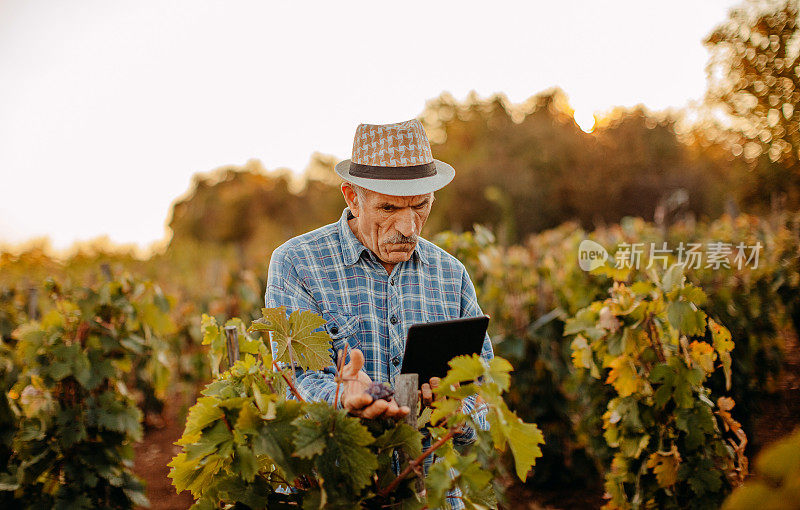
[334,119,455,196]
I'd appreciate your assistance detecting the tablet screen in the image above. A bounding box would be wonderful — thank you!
[399,315,489,386]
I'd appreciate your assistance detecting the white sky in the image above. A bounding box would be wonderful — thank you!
[0,0,742,252]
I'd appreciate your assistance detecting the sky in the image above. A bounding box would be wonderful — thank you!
[0,0,744,253]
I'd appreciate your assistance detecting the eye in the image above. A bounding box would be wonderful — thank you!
[413,203,427,210]
[381,205,394,212]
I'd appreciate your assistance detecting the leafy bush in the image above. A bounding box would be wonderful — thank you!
[169,307,545,509]
[566,264,747,509]
[0,278,162,508]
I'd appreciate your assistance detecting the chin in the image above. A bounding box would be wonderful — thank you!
[385,250,413,262]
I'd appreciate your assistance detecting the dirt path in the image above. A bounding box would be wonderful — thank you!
[752,325,800,452]
[133,397,194,510]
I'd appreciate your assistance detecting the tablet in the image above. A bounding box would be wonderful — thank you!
[399,315,489,386]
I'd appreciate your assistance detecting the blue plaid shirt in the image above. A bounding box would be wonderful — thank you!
[265,207,493,509]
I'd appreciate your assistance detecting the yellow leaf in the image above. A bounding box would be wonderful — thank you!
[647,445,681,488]
[709,318,734,390]
[689,341,716,373]
[571,335,592,369]
[606,357,640,397]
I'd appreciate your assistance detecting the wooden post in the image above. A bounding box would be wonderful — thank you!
[224,325,240,368]
[395,374,419,428]
[394,373,425,497]
[27,287,38,321]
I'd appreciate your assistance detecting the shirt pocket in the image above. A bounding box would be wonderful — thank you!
[322,310,362,361]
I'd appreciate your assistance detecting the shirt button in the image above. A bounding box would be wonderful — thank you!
[390,316,398,325]
[390,277,395,286]
[392,357,400,367]
[330,326,339,335]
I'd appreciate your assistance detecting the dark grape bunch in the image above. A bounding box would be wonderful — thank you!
[366,382,395,402]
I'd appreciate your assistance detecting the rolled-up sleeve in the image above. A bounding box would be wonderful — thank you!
[453,263,493,445]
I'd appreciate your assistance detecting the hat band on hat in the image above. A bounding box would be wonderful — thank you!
[349,161,437,180]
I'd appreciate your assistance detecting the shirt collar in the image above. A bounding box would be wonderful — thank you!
[338,207,429,267]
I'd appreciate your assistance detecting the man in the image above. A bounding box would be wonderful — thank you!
[265,119,493,509]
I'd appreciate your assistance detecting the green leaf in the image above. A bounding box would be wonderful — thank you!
[56,406,87,448]
[93,392,143,441]
[184,420,233,462]
[373,422,422,459]
[292,405,329,459]
[201,314,224,377]
[231,445,258,482]
[662,263,684,291]
[256,307,332,372]
[630,280,656,296]
[679,285,708,306]
[667,300,707,337]
[251,400,309,483]
[293,404,377,493]
[487,404,543,480]
[182,396,224,437]
[425,458,455,507]
[451,451,493,498]
[430,397,462,427]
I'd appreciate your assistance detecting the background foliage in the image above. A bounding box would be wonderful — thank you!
[1,0,799,507]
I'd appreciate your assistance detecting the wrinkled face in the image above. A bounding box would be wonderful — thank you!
[342,183,434,266]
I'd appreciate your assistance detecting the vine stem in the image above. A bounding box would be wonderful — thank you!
[272,359,305,402]
[377,429,456,498]
[220,413,233,432]
[286,341,299,386]
[645,313,667,364]
[333,345,349,409]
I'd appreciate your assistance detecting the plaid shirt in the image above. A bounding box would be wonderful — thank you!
[265,207,493,509]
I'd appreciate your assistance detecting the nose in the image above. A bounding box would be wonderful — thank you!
[395,210,416,238]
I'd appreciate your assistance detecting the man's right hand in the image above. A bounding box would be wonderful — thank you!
[340,349,409,419]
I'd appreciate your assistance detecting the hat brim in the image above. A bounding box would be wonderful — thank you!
[333,159,455,196]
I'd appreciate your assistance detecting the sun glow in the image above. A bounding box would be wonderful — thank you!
[574,110,596,133]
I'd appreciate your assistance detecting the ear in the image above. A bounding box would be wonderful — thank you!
[341,182,360,216]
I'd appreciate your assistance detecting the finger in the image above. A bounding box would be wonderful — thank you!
[360,399,389,419]
[344,390,372,411]
[429,377,441,389]
[421,383,432,405]
[383,399,409,418]
[357,369,373,388]
[341,348,365,378]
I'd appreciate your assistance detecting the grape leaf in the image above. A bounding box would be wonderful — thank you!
[373,422,422,459]
[252,400,310,483]
[709,318,734,390]
[646,447,681,488]
[504,409,544,480]
[662,263,684,291]
[181,396,224,438]
[689,341,716,373]
[201,314,225,377]
[424,458,455,507]
[439,354,484,388]
[487,403,544,480]
[292,404,329,459]
[667,300,707,337]
[252,307,331,372]
[293,403,377,493]
[606,357,640,397]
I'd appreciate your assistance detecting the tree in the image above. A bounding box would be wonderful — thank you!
[704,0,800,206]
